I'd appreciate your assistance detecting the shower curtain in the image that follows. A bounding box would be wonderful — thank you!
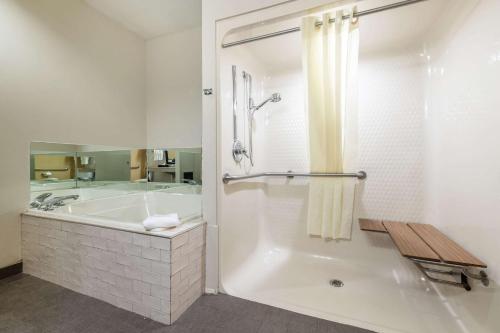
[302,9,359,239]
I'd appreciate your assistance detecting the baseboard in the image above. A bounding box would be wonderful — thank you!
[0,262,23,280]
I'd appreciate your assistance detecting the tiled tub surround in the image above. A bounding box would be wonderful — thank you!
[21,215,205,325]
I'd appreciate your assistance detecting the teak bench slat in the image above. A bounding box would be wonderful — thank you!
[408,223,487,268]
[359,219,387,233]
[382,221,441,261]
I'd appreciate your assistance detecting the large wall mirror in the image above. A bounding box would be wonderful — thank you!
[30,142,202,201]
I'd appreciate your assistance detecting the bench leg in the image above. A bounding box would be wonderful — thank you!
[463,269,489,287]
[410,259,490,291]
[412,261,471,291]
[461,273,471,291]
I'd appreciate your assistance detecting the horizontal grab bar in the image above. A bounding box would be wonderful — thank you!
[34,168,69,172]
[222,171,367,184]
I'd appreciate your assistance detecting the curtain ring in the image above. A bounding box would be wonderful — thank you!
[323,13,331,27]
[351,6,359,24]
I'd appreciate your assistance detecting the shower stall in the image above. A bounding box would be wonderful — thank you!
[216,0,499,332]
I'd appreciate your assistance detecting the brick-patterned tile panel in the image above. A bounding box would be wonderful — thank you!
[21,215,206,326]
[170,224,206,323]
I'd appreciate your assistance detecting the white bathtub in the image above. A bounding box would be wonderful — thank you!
[25,191,203,238]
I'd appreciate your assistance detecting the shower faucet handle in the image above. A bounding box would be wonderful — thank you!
[232,140,248,163]
[233,144,248,155]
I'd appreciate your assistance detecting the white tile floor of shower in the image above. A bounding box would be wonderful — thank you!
[222,246,500,333]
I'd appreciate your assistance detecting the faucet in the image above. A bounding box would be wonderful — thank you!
[30,193,53,208]
[39,195,79,211]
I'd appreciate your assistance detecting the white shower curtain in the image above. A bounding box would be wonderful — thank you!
[302,9,359,239]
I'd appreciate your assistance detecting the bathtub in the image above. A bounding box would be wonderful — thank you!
[22,189,205,324]
[25,190,203,237]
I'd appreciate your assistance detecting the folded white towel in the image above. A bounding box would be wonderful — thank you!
[143,213,181,231]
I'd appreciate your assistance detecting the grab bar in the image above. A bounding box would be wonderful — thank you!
[232,65,238,142]
[34,168,69,172]
[222,171,367,184]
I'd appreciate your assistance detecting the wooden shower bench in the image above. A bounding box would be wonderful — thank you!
[359,219,489,290]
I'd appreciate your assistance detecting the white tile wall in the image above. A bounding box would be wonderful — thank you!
[21,215,205,325]
[220,40,426,245]
[357,52,426,222]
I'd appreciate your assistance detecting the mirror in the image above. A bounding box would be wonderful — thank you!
[147,148,201,182]
[30,142,202,198]
[75,148,147,183]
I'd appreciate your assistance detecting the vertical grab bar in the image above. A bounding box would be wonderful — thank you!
[232,65,238,141]
[231,65,246,163]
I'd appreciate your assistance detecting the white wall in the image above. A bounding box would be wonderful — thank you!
[0,0,146,269]
[424,0,500,280]
[358,51,426,222]
[146,27,202,148]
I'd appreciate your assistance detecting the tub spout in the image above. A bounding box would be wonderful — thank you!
[30,193,52,208]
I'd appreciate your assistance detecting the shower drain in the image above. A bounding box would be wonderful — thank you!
[329,279,344,287]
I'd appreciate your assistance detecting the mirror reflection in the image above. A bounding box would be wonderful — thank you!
[147,148,202,192]
[30,142,202,201]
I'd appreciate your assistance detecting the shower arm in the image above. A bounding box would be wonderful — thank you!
[248,92,282,166]
[251,96,276,115]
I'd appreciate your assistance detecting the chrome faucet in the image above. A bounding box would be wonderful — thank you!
[30,193,53,208]
[39,195,79,211]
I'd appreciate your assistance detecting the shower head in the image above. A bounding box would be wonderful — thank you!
[251,93,281,115]
[270,93,281,103]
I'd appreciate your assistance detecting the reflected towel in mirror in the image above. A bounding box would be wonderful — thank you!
[153,149,164,161]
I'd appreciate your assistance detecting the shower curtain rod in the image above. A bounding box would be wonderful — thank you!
[221,0,428,48]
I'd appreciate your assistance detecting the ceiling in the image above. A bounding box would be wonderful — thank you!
[84,0,201,39]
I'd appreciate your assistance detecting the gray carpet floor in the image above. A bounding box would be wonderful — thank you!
[0,274,373,333]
